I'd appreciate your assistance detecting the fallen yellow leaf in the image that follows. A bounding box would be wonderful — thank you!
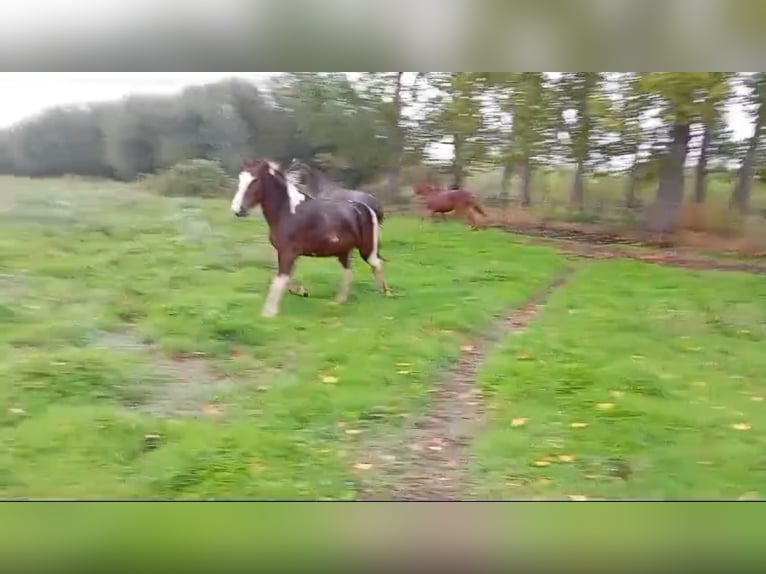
[460,345,476,353]
[595,403,615,411]
[536,478,552,486]
[533,460,551,467]
[570,422,589,429]
[8,407,25,415]
[732,423,752,431]
[354,463,373,471]
[692,381,707,388]
[428,445,444,452]
[568,495,588,501]
[511,418,528,428]
[752,396,764,402]
[395,362,412,368]
[557,455,576,463]
[738,491,760,501]
[322,375,339,384]
[345,429,363,436]
[610,390,624,398]
[397,370,414,375]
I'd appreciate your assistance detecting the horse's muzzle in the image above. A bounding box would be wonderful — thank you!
[234,209,248,218]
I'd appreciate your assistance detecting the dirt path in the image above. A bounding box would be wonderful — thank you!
[387,208,766,275]
[359,269,574,500]
[524,235,766,275]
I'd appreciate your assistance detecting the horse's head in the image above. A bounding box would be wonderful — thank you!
[231,158,282,217]
[412,183,439,198]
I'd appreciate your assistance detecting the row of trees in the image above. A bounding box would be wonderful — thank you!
[1,72,764,232]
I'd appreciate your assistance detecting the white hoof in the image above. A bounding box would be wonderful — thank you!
[261,307,279,318]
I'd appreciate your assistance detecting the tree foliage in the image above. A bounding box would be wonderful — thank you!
[0,72,762,225]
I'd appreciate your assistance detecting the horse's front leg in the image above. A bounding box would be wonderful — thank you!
[272,248,308,296]
[262,253,297,318]
[288,281,309,297]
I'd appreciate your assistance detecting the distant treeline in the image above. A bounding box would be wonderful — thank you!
[0,74,405,190]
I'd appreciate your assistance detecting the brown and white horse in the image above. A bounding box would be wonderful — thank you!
[231,158,391,318]
[412,183,487,230]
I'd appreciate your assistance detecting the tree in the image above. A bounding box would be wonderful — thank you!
[641,73,722,233]
[556,73,606,209]
[271,73,396,187]
[693,73,733,204]
[490,73,556,206]
[423,73,491,188]
[7,106,107,177]
[730,72,766,213]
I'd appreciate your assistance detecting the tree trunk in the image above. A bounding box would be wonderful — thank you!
[500,161,514,205]
[644,123,691,234]
[570,160,585,209]
[694,123,711,204]
[624,163,640,209]
[519,158,532,207]
[730,112,764,213]
[386,72,404,200]
[452,163,464,188]
[452,133,464,188]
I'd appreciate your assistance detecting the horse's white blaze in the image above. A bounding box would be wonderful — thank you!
[363,205,381,269]
[262,274,290,317]
[232,171,254,213]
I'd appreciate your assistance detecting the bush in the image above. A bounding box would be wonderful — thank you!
[680,201,745,237]
[141,159,234,198]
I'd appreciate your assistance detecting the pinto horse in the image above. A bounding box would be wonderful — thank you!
[231,159,391,318]
[412,183,487,229]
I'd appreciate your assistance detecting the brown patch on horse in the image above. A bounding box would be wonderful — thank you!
[231,158,391,317]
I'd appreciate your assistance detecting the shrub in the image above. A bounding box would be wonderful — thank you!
[679,201,745,237]
[142,159,234,198]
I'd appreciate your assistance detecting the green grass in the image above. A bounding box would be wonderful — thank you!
[0,176,565,498]
[5,176,765,499]
[475,260,766,499]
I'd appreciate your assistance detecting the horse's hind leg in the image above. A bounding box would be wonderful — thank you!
[334,253,353,304]
[465,206,479,230]
[360,217,392,297]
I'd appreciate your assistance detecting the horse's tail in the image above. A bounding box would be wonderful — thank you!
[350,200,387,263]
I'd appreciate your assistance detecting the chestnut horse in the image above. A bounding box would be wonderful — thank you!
[231,159,391,318]
[412,183,487,229]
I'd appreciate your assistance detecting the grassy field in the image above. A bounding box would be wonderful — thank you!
[0,176,564,498]
[2,176,765,499]
[476,261,766,499]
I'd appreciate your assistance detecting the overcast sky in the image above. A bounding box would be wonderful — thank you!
[0,73,278,128]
